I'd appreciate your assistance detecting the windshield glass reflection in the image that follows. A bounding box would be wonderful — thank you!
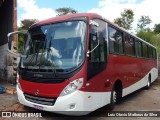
[21,21,87,72]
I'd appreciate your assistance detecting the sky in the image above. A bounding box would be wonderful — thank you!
[17,0,160,32]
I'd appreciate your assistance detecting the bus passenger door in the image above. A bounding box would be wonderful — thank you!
[87,19,108,80]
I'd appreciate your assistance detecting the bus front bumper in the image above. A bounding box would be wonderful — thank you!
[17,85,111,115]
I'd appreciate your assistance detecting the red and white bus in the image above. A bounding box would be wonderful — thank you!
[8,13,158,115]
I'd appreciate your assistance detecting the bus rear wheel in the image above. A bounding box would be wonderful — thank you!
[145,75,151,89]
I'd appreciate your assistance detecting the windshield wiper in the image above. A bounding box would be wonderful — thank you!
[47,47,57,77]
[37,27,57,76]
[45,36,57,76]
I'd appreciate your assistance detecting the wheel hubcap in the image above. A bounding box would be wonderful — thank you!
[148,80,150,87]
[113,91,117,103]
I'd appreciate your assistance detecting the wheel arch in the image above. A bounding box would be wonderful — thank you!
[113,79,123,90]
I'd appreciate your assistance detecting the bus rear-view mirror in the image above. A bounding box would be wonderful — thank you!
[7,30,28,50]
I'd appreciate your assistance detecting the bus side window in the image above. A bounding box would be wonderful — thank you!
[125,35,135,56]
[153,48,157,59]
[142,43,148,58]
[90,32,99,62]
[109,26,123,54]
[148,46,153,59]
[135,40,142,57]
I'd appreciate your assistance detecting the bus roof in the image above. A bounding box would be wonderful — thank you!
[33,13,102,26]
[31,13,156,49]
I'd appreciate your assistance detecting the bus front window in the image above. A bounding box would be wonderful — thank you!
[21,21,87,72]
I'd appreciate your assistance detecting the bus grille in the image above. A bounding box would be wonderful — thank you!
[24,93,57,106]
[21,75,66,84]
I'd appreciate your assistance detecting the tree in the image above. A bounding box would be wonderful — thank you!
[20,19,39,29]
[154,24,160,34]
[114,9,134,30]
[137,15,152,31]
[113,17,123,28]
[136,30,155,43]
[18,19,39,52]
[56,7,78,16]
[137,30,160,56]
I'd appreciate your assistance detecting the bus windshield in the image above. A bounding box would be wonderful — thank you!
[20,20,87,72]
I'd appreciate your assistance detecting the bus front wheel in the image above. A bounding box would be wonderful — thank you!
[107,81,122,110]
[107,85,117,110]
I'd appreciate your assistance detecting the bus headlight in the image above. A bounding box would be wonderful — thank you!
[60,78,84,96]
[70,83,78,90]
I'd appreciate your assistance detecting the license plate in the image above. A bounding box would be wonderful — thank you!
[33,105,44,110]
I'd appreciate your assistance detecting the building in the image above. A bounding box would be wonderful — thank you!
[0,0,17,82]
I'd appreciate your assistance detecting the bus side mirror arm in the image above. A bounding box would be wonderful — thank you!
[7,30,28,50]
[87,39,99,57]
[8,34,12,50]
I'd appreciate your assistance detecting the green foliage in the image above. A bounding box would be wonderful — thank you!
[151,34,160,45]
[18,19,39,53]
[17,34,24,53]
[114,9,134,30]
[137,15,152,31]
[154,24,160,34]
[151,34,160,56]
[56,7,78,16]
[137,30,160,56]
[113,17,123,27]
[136,30,155,43]
[20,19,39,29]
